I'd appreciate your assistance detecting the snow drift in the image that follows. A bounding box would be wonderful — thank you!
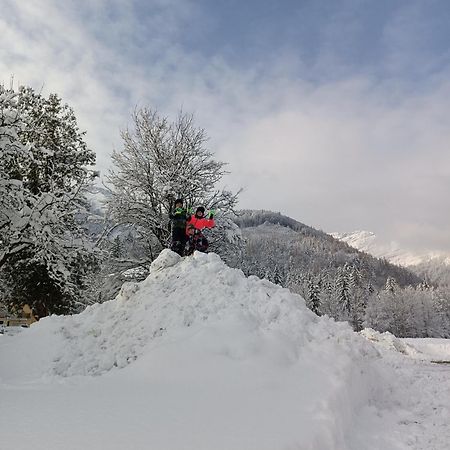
[1,250,389,450]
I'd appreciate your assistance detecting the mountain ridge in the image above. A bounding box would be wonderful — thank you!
[331,230,450,268]
[234,210,422,290]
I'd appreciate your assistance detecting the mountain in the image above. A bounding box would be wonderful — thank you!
[233,210,422,290]
[1,250,449,449]
[330,230,450,267]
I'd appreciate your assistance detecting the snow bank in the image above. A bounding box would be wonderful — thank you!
[402,338,450,361]
[360,328,450,363]
[44,250,377,380]
[1,250,386,450]
[360,328,423,358]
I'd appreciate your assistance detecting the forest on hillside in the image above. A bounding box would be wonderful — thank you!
[229,210,450,338]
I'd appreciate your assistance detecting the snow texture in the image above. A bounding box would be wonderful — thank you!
[1,250,449,450]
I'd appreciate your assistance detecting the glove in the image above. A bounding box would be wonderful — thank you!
[208,209,216,219]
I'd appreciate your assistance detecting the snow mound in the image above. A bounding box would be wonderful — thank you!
[360,328,422,358]
[6,251,375,378]
[149,248,181,272]
[402,338,450,361]
[48,250,372,377]
[1,251,410,449]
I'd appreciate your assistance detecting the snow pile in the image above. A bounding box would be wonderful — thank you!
[22,250,377,380]
[360,328,423,358]
[2,250,412,450]
[360,328,450,363]
[402,338,450,362]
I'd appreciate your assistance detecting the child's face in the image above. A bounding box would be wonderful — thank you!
[175,202,183,209]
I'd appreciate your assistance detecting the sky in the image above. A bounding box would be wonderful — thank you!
[1,0,450,252]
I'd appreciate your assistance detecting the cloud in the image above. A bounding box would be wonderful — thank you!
[211,75,450,251]
[0,0,198,165]
[1,0,450,252]
[1,1,133,167]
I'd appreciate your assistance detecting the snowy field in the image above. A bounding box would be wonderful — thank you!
[1,250,449,450]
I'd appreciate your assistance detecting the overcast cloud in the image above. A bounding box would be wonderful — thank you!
[1,0,450,252]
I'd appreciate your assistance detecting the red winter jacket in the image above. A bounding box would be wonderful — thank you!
[186,215,215,233]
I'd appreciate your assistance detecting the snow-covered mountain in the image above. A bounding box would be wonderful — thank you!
[1,250,450,449]
[331,230,450,267]
[236,210,421,287]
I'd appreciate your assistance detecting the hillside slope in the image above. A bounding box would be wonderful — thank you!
[234,210,421,289]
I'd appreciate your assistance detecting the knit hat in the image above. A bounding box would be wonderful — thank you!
[174,198,183,206]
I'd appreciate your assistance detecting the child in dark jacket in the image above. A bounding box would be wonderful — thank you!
[169,198,189,256]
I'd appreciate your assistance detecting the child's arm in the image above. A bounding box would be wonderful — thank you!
[203,217,215,228]
[206,210,215,228]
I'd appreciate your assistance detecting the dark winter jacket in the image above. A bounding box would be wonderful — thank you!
[169,207,189,231]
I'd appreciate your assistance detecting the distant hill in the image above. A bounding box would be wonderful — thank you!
[331,230,450,288]
[331,230,450,267]
[234,210,422,291]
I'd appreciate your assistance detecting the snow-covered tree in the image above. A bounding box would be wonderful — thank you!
[336,266,351,314]
[433,288,450,337]
[203,213,242,266]
[111,236,124,259]
[364,286,443,338]
[385,276,398,293]
[0,85,97,316]
[306,275,321,315]
[106,108,239,258]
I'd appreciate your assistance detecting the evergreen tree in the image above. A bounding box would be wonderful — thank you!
[307,275,321,315]
[385,276,398,293]
[0,85,97,316]
[111,236,124,259]
[336,266,351,315]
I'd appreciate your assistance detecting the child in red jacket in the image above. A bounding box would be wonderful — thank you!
[185,206,215,254]
[187,206,215,231]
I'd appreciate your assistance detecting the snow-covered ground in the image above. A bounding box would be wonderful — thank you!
[1,250,449,450]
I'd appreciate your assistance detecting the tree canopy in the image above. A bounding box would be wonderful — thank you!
[0,85,97,316]
[106,108,239,255]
